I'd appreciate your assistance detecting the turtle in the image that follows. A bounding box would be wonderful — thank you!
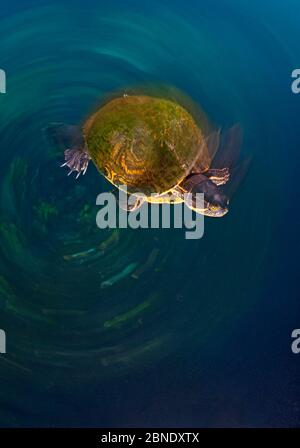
[50,92,243,217]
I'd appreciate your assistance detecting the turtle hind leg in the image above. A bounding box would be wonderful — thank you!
[119,195,145,212]
[61,148,91,178]
[45,122,91,178]
[111,187,145,212]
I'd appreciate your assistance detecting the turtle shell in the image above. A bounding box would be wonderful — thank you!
[84,95,210,195]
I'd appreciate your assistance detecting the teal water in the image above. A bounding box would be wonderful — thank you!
[0,0,299,427]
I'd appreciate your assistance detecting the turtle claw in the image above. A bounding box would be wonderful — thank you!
[61,148,91,178]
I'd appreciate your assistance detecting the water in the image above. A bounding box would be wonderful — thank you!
[0,0,299,427]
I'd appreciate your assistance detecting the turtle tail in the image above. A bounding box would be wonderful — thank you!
[45,122,91,178]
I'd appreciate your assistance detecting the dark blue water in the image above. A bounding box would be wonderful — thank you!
[0,0,299,427]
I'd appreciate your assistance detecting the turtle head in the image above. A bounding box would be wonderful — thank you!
[203,189,229,217]
[181,173,229,217]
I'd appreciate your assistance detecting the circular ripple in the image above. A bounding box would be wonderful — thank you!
[0,2,287,390]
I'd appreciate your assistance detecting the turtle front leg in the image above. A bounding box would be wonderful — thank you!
[206,167,230,186]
